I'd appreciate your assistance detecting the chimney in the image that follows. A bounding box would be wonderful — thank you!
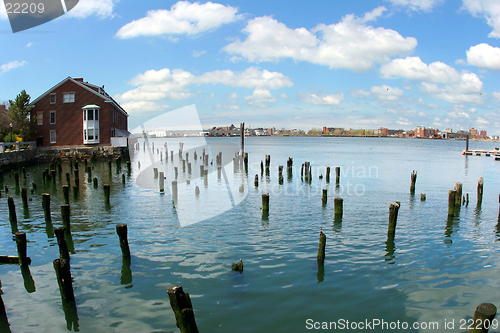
[74,78,84,82]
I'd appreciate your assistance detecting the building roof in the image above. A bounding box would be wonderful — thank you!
[30,76,128,117]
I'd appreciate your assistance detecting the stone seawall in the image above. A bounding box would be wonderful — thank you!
[0,146,130,170]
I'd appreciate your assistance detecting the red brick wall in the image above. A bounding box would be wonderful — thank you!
[32,79,127,146]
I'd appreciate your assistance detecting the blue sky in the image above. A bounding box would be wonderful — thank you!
[1,0,500,134]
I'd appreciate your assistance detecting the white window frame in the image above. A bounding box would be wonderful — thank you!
[50,111,56,124]
[50,130,56,144]
[50,93,56,104]
[63,92,75,103]
[37,112,43,125]
[83,107,100,144]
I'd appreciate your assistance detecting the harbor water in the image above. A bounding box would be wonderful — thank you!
[0,137,500,332]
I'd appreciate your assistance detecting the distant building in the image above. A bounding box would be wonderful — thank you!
[30,77,128,147]
[470,127,478,138]
[414,126,438,138]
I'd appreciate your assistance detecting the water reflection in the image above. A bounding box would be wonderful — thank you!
[444,215,459,242]
[20,265,35,293]
[385,235,396,265]
[333,215,342,233]
[121,256,133,286]
[317,262,325,283]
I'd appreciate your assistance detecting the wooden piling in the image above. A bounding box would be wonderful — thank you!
[65,172,70,185]
[171,151,174,161]
[159,172,165,192]
[420,193,426,201]
[153,168,158,179]
[448,190,457,216]
[13,172,19,188]
[240,122,245,156]
[334,198,343,217]
[454,182,463,206]
[477,176,484,206]
[335,167,340,184]
[103,184,110,204]
[278,165,283,184]
[265,155,270,175]
[172,181,178,203]
[468,303,497,333]
[0,287,11,333]
[262,194,269,213]
[217,166,221,180]
[195,185,199,196]
[260,161,264,176]
[93,177,98,189]
[322,189,327,205]
[61,204,70,230]
[199,165,204,177]
[410,170,417,195]
[388,202,400,234]
[254,174,258,187]
[8,197,16,224]
[167,286,199,333]
[53,258,75,306]
[304,162,309,182]
[325,166,330,183]
[187,163,191,174]
[42,193,51,221]
[63,185,70,205]
[15,232,28,266]
[317,228,326,263]
[54,227,70,261]
[21,187,28,209]
[122,173,126,185]
[182,160,186,173]
[116,224,131,258]
[466,134,469,152]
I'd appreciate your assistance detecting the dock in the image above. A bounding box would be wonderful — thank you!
[463,147,500,160]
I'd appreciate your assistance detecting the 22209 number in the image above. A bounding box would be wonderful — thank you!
[5,2,45,14]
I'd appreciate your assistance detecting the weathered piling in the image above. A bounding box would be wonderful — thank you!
[278,165,283,184]
[204,170,208,187]
[86,166,92,183]
[304,162,310,182]
[199,165,204,177]
[388,202,400,234]
[42,193,51,221]
[14,172,19,188]
[193,151,197,160]
[74,169,79,188]
[262,193,269,214]
[93,177,98,189]
[15,232,29,266]
[448,190,457,216]
[421,193,426,201]
[185,152,189,162]
[466,134,469,152]
[54,227,70,261]
[468,303,497,333]
[244,153,248,172]
[187,162,191,175]
[167,286,199,333]
[195,185,200,196]
[159,172,165,192]
[116,224,131,258]
[127,161,131,175]
[65,172,70,185]
[254,174,259,187]
[410,170,417,195]
[477,176,484,206]
[317,228,326,263]
[334,198,343,218]
[21,187,28,209]
[61,204,70,230]
[454,182,463,206]
[53,258,76,310]
[325,166,330,183]
[322,189,327,205]
[240,122,245,156]
[265,155,270,175]
[172,181,178,204]
[231,259,243,273]
[171,151,174,161]
[122,173,126,185]
[63,185,70,205]
[103,184,110,204]
[8,197,17,225]
[153,168,158,179]
[335,167,340,185]
[217,166,221,180]
[0,287,11,333]
[182,160,186,173]
[260,160,264,176]
[204,154,208,167]
[498,194,500,220]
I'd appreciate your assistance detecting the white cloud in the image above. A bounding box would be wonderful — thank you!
[192,50,206,57]
[66,0,115,18]
[420,72,483,104]
[0,60,26,75]
[298,92,344,105]
[116,1,242,39]
[462,0,500,38]
[279,93,290,99]
[476,116,490,125]
[380,56,460,83]
[120,101,169,115]
[350,88,371,98]
[418,112,427,116]
[0,1,7,20]
[492,91,500,101]
[387,0,444,12]
[370,85,404,100]
[466,43,500,71]
[26,42,33,48]
[214,103,240,110]
[228,92,238,99]
[245,88,276,108]
[222,7,417,72]
[396,117,412,126]
[115,67,292,104]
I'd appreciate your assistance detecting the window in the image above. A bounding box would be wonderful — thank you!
[50,111,56,124]
[63,93,75,103]
[95,128,99,140]
[37,112,43,125]
[50,94,56,104]
[84,129,87,141]
[88,129,94,141]
[87,109,93,120]
[50,130,56,144]
[95,109,98,121]
[111,128,115,137]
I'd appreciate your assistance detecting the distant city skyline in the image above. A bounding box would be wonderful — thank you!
[2,0,500,135]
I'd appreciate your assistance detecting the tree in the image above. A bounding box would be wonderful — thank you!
[8,90,36,141]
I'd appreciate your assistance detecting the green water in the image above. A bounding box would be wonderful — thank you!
[0,137,499,332]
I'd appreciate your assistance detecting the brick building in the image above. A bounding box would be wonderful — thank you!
[30,77,128,147]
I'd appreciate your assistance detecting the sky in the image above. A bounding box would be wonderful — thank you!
[1,0,500,134]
